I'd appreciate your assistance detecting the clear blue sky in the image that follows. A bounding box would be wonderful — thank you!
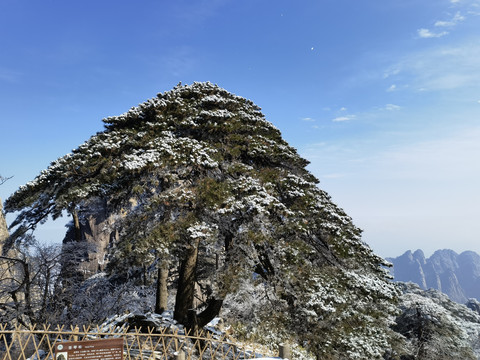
[1,0,479,258]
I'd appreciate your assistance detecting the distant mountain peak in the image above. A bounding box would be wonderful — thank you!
[413,249,425,261]
[388,249,480,303]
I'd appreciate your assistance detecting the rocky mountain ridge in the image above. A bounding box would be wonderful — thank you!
[387,249,480,303]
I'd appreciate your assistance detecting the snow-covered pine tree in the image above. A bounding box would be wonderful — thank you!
[5,82,403,359]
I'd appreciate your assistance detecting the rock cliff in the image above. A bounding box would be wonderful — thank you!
[388,249,480,303]
[62,197,120,276]
[0,199,9,251]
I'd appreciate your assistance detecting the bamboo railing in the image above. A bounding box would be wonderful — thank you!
[0,324,275,360]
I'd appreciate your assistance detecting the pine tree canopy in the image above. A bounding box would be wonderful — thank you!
[4,82,400,358]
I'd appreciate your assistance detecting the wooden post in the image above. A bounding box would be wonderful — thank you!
[279,344,292,359]
[72,326,79,341]
[175,351,185,360]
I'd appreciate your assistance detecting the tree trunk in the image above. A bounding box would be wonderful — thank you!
[155,259,169,314]
[197,298,224,328]
[174,238,200,324]
[20,259,35,324]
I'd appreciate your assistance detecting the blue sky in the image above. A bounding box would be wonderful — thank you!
[1,0,479,258]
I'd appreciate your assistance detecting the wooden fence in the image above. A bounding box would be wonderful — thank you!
[0,324,277,360]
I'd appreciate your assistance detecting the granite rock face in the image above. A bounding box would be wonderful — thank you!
[388,249,480,303]
[0,200,9,251]
[62,197,121,277]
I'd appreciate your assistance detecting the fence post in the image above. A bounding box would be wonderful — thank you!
[279,343,292,359]
[175,350,186,360]
[73,326,80,341]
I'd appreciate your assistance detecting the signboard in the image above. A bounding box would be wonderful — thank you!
[55,338,124,360]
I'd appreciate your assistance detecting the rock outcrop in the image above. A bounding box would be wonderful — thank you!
[388,249,480,303]
[0,199,9,252]
[62,198,121,277]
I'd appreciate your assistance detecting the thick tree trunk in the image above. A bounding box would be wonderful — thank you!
[174,238,200,324]
[197,298,224,328]
[155,259,169,314]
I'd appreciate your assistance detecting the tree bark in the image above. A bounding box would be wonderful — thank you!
[155,259,169,314]
[197,298,224,328]
[174,238,200,324]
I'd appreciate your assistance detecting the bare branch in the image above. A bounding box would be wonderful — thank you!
[0,175,13,186]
